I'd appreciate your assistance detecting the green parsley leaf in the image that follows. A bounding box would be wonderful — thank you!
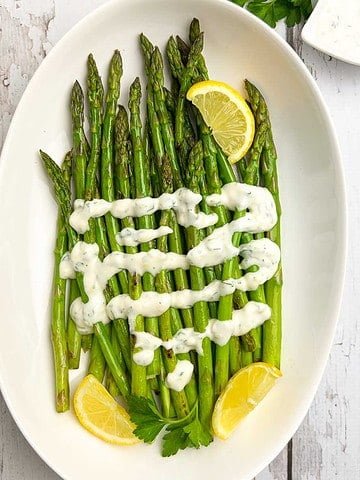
[183,418,213,449]
[162,427,189,457]
[231,0,313,27]
[284,5,301,27]
[127,396,165,443]
[128,397,213,455]
[246,0,288,28]
[298,0,313,18]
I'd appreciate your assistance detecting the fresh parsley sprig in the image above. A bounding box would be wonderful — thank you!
[231,0,313,28]
[128,396,212,457]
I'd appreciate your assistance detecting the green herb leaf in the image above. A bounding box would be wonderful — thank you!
[162,427,189,457]
[231,0,313,28]
[246,1,277,28]
[183,418,213,449]
[127,396,165,443]
[128,397,213,455]
[284,5,301,27]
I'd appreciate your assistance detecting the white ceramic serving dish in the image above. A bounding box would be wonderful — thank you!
[0,0,346,479]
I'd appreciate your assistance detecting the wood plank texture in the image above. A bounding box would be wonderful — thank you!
[0,3,358,479]
[287,24,360,480]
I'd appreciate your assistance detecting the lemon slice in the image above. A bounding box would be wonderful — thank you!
[73,374,140,446]
[187,80,255,163]
[212,362,282,440]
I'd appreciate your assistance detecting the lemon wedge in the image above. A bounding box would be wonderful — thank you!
[187,80,255,163]
[212,362,282,440]
[73,374,140,446]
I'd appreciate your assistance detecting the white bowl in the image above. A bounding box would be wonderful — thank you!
[0,0,346,479]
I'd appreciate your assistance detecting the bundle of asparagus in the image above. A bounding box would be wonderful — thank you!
[41,18,282,456]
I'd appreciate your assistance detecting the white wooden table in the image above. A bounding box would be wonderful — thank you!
[0,1,359,478]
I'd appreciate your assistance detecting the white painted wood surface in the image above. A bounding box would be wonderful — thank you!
[0,2,358,479]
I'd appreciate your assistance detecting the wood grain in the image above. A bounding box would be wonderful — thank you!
[0,3,358,479]
[288,23,360,480]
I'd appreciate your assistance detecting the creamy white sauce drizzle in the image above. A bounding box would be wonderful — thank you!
[70,188,218,234]
[165,360,194,392]
[59,252,76,279]
[67,242,109,335]
[131,302,270,366]
[60,182,281,392]
[69,183,276,235]
[63,242,189,278]
[191,183,277,267]
[61,235,279,283]
[115,226,173,246]
[61,238,279,335]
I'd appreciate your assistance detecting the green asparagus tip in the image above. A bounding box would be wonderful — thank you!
[167,35,176,49]
[115,105,129,147]
[139,33,154,74]
[70,80,84,125]
[189,18,201,44]
[40,149,58,173]
[161,154,174,193]
[189,32,204,61]
[244,79,254,95]
[175,35,190,64]
[186,141,203,190]
[40,150,72,202]
[150,47,164,84]
[109,49,123,81]
[139,33,154,53]
[166,36,184,80]
[166,37,179,62]
[245,80,261,106]
[129,77,141,107]
[87,53,104,100]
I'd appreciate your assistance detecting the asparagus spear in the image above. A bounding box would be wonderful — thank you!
[143,38,194,332]
[64,150,82,369]
[140,40,199,412]
[144,121,161,200]
[170,27,241,384]
[241,123,267,362]
[106,327,127,398]
[99,51,133,373]
[152,152,190,418]
[183,141,214,428]
[85,54,104,202]
[150,47,183,190]
[51,153,71,412]
[185,24,261,381]
[166,36,196,169]
[127,80,153,397]
[117,103,164,384]
[176,35,190,66]
[40,151,130,399]
[68,81,91,356]
[143,121,174,416]
[166,37,218,318]
[67,280,82,368]
[100,51,128,292]
[76,58,121,382]
[85,54,106,381]
[174,33,204,160]
[189,18,209,79]
[246,80,282,368]
[71,81,87,199]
